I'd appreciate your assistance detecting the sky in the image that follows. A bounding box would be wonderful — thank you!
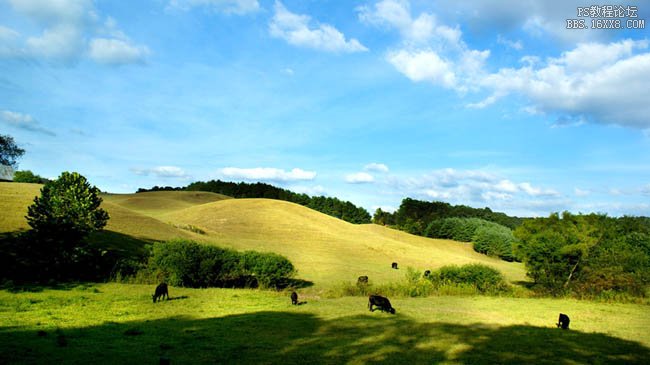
[1,0,649,217]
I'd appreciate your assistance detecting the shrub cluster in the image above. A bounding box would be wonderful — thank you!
[429,264,509,293]
[425,218,517,261]
[329,265,509,298]
[144,240,295,289]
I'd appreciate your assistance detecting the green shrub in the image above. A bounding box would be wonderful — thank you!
[426,217,518,262]
[146,240,295,289]
[473,225,516,261]
[432,264,508,293]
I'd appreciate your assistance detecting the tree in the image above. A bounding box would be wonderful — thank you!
[0,134,25,168]
[25,172,109,280]
[13,170,50,184]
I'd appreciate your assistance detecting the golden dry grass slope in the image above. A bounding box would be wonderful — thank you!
[0,183,527,288]
[162,199,527,286]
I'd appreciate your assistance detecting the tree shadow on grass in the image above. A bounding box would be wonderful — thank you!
[0,311,648,364]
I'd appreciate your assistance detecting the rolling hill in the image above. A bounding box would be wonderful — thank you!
[0,182,527,289]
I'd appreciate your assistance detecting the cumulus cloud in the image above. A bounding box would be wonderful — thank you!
[364,163,389,173]
[361,1,650,130]
[1,110,56,136]
[289,185,327,196]
[2,0,149,65]
[131,166,190,178]
[167,0,260,14]
[358,0,460,45]
[88,38,150,65]
[360,0,489,93]
[386,168,560,210]
[270,1,367,53]
[220,167,317,182]
[345,172,375,184]
[474,39,650,129]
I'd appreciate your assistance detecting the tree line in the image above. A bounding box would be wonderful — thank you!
[373,198,523,234]
[138,180,372,224]
[514,212,650,298]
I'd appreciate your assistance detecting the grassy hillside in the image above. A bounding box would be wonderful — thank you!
[0,183,526,288]
[0,182,42,232]
[1,284,648,364]
[162,198,527,287]
[101,190,230,218]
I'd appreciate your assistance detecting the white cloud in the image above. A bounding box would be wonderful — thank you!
[345,172,375,184]
[270,1,367,53]
[132,166,190,178]
[519,182,559,197]
[574,188,590,197]
[1,110,55,136]
[496,34,522,50]
[475,39,650,129]
[3,0,148,65]
[434,0,636,44]
[361,0,489,93]
[364,162,389,173]
[167,0,260,14]
[220,167,316,182]
[88,38,150,65]
[387,49,456,88]
[289,185,326,196]
[362,1,650,130]
[385,168,561,211]
[358,0,460,46]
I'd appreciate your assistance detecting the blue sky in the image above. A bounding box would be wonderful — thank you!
[1,0,649,217]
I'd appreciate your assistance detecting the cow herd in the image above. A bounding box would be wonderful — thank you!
[150,261,571,330]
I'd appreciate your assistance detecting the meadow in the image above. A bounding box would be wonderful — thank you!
[1,284,649,364]
[1,182,649,364]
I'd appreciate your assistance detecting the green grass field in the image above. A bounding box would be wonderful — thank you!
[1,284,649,364]
[1,182,649,364]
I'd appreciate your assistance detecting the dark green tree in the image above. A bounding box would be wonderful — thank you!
[13,170,50,184]
[0,134,25,168]
[25,172,109,280]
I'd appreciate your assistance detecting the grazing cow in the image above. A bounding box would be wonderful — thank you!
[557,313,570,329]
[391,262,398,269]
[291,291,298,305]
[152,283,169,303]
[423,270,431,277]
[357,276,369,285]
[368,295,396,314]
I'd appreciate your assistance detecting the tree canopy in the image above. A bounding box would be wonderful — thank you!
[0,134,25,168]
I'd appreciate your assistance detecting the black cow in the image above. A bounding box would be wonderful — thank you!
[391,262,398,269]
[357,276,369,285]
[291,291,298,305]
[423,270,431,277]
[557,313,570,329]
[368,295,396,314]
[152,283,169,303]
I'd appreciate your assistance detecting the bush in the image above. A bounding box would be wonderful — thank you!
[426,217,518,261]
[146,240,295,289]
[13,170,50,184]
[431,264,508,293]
[473,225,516,261]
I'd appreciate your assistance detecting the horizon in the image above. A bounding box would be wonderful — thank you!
[1,0,649,217]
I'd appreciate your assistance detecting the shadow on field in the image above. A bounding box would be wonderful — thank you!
[88,230,155,257]
[1,311,648,364]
